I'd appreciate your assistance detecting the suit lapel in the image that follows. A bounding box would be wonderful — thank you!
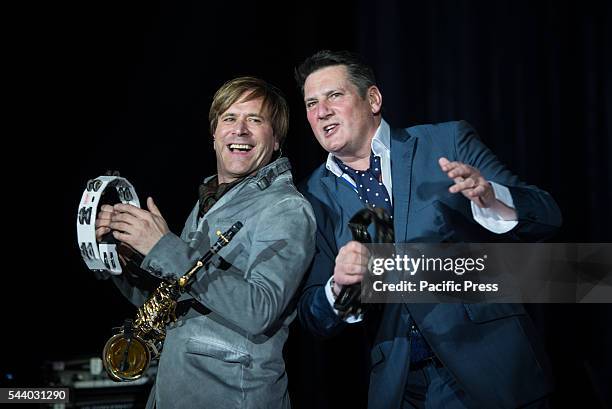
[390,128,416,242]
[320,173,364,230]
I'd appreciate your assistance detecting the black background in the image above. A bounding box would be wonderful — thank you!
[4,0,611,408]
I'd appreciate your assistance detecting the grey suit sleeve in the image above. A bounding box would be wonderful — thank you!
[110,271,152,307]
[141,197,316,336]
[104,208,197,307]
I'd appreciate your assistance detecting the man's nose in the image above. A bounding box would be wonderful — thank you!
[317,101,333,120]
[232,118,249,135]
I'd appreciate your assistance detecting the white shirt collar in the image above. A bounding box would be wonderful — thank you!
[325,118,390,177]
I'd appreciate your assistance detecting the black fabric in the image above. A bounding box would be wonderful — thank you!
[197,177,243,219]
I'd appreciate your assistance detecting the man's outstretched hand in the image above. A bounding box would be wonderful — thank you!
[439,157,516,220]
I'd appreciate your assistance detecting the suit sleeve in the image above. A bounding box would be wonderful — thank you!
[107,209,198,307]
[453,120,562,241]
[109,267,159,307]
[297,191,350,338]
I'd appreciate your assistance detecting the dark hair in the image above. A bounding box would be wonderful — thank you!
[294,50,377,98]
[209,76,289,144]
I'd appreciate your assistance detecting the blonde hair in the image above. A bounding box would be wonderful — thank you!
[209,76,289,145]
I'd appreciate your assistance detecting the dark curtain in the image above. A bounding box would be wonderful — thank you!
[356,0,611,242]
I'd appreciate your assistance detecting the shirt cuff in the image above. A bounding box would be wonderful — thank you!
[325,276,363,323]
[471,181,519,234]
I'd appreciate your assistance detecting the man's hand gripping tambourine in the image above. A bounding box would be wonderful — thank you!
[77,174,142,274]
[333,207,394,318]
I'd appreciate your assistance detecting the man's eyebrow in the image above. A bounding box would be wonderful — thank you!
[305,88,343,102]
[325,88,341,96]
[220,112,265,119]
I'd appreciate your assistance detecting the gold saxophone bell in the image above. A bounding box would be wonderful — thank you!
[101,221,244,382]
[103,332,152,381]
[102,281,176,382]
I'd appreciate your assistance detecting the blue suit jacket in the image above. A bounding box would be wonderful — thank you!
[298,121,562,409]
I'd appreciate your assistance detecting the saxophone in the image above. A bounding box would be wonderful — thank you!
[102,222,243,381]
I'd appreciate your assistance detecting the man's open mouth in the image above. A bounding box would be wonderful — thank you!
[323,124,339,135]
[228,143,254,152]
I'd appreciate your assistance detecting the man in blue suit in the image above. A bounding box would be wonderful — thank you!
[295,50,562,408]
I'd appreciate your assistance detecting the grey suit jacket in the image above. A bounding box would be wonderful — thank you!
[112,158,316,409]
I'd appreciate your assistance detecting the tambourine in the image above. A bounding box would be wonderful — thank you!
[77,175,140,274]
[333,207,394,318]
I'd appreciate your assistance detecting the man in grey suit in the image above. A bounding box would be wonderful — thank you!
[95,76,316,409]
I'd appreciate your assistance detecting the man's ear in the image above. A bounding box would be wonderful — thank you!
[368,86,383,115]
[270,131,280,151]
